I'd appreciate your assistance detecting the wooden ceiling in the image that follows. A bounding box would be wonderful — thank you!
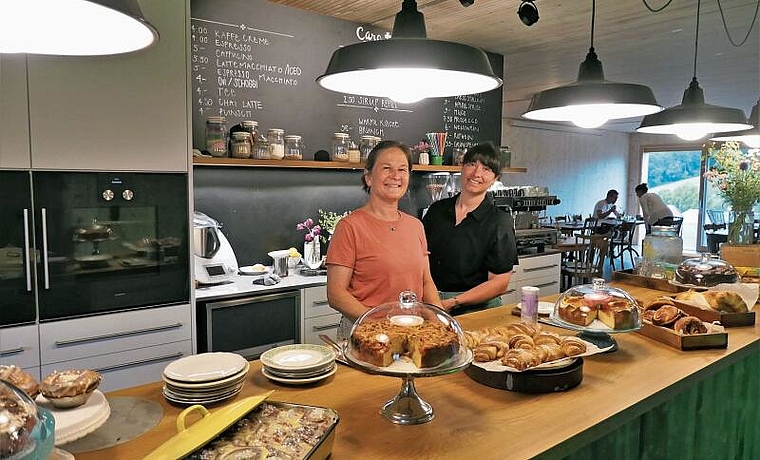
[270,0,760,132]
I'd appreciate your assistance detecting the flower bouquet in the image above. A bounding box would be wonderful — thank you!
[297,218,323,269]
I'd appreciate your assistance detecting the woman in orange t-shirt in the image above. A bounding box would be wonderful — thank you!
[326,140,441,334]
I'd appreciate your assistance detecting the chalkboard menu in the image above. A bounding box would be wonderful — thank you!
[190,0,503,157]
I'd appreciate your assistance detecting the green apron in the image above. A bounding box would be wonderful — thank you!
[439,291,501,315]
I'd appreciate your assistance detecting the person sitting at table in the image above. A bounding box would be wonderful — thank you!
[635,183,673,234]
[592,189,621,234]
[422,142,518,315]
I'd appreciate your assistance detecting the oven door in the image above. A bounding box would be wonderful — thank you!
[32,172,189,321]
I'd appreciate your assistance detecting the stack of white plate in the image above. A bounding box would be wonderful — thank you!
[260,344,337,385]
[162,352,249,405]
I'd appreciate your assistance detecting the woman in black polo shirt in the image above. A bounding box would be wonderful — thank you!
[422,142,518,314]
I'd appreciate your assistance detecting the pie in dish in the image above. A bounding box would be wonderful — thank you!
[40,369,101,408]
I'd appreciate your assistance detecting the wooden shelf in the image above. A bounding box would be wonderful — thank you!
[192,157,527,173]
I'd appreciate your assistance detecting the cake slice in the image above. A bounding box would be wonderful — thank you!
[598,300,635,329]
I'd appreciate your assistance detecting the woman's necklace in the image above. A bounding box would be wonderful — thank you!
[365,204,400,232]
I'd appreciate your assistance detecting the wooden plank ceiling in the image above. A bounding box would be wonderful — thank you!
[270,0,760,132]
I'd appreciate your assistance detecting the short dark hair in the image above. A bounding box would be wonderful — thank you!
[635,183,648,194]
[607,189,619,198]
[361,140,412,193]
[462,141,501,175]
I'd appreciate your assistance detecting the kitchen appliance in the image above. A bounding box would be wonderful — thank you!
[493,189,561,255]
[193,212,239,285]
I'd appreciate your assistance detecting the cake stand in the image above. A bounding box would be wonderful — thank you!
[345,350,472,425]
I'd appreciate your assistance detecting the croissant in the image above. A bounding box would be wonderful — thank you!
[535,344,564,363]
[508,333,535,350]
[642,296,675,311]
[673,316,708,335]
[464,331,483,349]
[533,332,562,346]
[479,341,510,358]
[473,344,500,362]
[652,305,683,327]
[674,290,711,309]
[703,291,748,313]
[560,336,587,357]
[501,349,541,371]
[506,322,540,337]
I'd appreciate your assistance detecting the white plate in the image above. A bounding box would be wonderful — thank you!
[163,382,244,401]
[260,344,335,372]
[36,390,110,446]
[261,365,337,385]
[264,362,336,379]
[239,264,268,275]
[163,386,242,405]
[163,352,247,382]
[163,380,245,398]
[163,362,249,389]
[516,301,555,316]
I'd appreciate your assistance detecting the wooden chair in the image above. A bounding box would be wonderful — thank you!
[560,234,610,289]
[609,221,639,270]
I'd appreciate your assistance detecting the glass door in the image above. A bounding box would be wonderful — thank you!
[0,171,36,326]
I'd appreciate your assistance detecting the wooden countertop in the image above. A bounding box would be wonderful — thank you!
[76,283,760,460]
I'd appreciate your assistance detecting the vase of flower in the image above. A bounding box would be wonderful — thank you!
[728,208,754,245]
[303,240,322,269]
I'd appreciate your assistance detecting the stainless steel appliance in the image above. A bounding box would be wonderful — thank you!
[196,291,300,359]
[193,212,238,284]
[0,171,189,325]
[493,189,560,255]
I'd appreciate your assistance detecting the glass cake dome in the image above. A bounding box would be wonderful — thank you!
[675,253,739,287]
[346,290,469,373]
[0,381,55,460]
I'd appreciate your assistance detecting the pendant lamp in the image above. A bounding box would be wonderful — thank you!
[637,0,751,140]
[316,0,502,104]
[711,100,760,148]
[0,0,158,56]
[522,0,661,129]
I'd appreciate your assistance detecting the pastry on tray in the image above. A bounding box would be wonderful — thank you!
[0,365,39,399]
[40,369,102,408]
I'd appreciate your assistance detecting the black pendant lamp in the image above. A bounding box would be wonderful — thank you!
[522,0,661,128]
[0,0,158,56]
[711,100,760,148]
[637,0,751,140]
[317,0,502,104]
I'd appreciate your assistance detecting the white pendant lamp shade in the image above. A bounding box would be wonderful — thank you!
[317,0,502,103]
[522,49,662,128]
[637,78,752,141]
[0,0,158,56]
[711,100,760,148]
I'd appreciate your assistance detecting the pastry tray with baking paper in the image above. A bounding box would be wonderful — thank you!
[471,338,612,373]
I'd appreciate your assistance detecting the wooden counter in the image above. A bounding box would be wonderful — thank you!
[75,283,760,459]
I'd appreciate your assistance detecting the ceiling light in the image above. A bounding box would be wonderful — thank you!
[522,0,661,128]
[637,0,751,140]
[710,100,760,148]
[317,0,502,104]
[517,1,539,27]
[0,0,158,56]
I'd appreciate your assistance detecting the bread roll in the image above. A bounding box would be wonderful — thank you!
[652,305,683,327]
[642,297,675,311]
[673,316,708,335]
[674,290,711,309]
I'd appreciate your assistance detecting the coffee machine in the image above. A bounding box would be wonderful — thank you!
[493,187,561,255]
[193,212,239,284]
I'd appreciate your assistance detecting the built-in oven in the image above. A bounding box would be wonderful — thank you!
[197,291,300,360]
[11,171,190,322]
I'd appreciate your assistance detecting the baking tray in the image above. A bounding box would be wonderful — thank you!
[671,299,756,327]
[612,269,687,293]
[464,358,583,393]
[637,321,728,351]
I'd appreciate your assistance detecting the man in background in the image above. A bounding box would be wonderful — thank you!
[593,189,622,220]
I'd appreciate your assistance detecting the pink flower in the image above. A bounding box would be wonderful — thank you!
[297,218,321,242]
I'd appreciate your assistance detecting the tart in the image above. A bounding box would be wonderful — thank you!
[40,369,101,408]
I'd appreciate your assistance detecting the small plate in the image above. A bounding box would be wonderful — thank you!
[239,264,268,275]
[260,344,335,372]
[261,365,337,385]
[163,352,247,382]
[264,362,336,379]
[516,301,555,316]
[163,363,249,389]
[163,382,244,401]
[162,386,242,405]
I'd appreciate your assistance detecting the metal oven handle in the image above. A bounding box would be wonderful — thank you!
[41,207,50,289]
[54,322,184,347]
[312,323,341,332]
[23,209,31,292]
[0,347,26,357]
[92,351,185,373]
[524,264,559,272]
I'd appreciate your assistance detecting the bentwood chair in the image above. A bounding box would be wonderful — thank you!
[561,234,610,289]
[609,221,639,271]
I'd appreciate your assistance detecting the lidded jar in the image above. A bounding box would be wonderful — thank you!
[230,131,253,159]
[283,135,304,160]
[267,128,285,160]
[331,132,350,162]
[346,290,468,370]
[253,134,270,159]
[241,120,258,144]
[642,226,683,265]
[205,116,228,157]
[359,135,377,163]
[675,253,738,287]
[553,278,641,332]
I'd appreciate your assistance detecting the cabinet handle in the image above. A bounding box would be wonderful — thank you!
[0,347,25,357]
[41,208,50,289]
[312,323,341,331]
[524,264,559,272]
[23,209,31,292]
[311,300,330,307]
[54,322,184,347]
[534,281,558,289]
[93,351,185,373]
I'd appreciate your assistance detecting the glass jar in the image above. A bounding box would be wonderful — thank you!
[359,136,376,163]
[230,131,253,159]
[642,226,683,265]
[331,132,350,162]
[267,128,285,160]
[205,116,228,157]
[348,138,360,164]
[253,134,270,159]
[241,120,258,144]
[284,135,304,160]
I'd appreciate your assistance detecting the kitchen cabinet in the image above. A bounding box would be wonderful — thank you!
[24,0,189,172]
[502,252,562,305]
[39,304,192,391]
[301,285,341,345]
[0,325,41,380]
[0,54,31,169]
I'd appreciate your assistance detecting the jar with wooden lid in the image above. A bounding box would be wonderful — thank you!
[284,135,304,160]
[230,131,253,158]
[331,133,350,162]
[268,128,285,160]
[205,116,228,157]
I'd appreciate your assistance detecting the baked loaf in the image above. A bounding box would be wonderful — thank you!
[0,365,39,398]
[351,319,460,368]
[0,387,37,458]
[40,369,101,399]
